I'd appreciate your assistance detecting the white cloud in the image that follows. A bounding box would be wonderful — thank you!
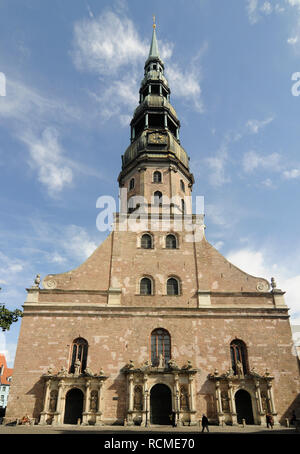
[242,150,281,173]
[226,247,300,321]
[287,35,299,44]
[282,168,300,178]
[246,116,274,134]
[20,127,73,196]
[72,11,148,76]
[72,10,204,120]
[246,0,285,24]
[62,225,98,261]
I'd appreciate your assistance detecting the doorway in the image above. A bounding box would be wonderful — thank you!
[150,384,172,425]
[235,389,254,424]
[64,388,84,424]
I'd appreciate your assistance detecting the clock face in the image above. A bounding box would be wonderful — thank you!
[148,132,168,145]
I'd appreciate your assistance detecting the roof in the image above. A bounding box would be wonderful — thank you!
[0,353,13,385]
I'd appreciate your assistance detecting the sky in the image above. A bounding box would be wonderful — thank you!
[1,0,300,366]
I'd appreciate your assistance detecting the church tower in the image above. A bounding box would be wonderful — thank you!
[5,24,300,428]
[118,22,194,216]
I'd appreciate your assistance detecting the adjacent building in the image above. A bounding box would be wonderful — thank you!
[0,354,13,416]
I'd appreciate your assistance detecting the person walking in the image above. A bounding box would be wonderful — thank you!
[266,413,274,429]
[201,414,209,432]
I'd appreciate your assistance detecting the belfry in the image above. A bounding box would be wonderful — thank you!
[5,24,300,427]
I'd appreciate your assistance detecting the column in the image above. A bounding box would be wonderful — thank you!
[174,374,180,426]
[188,376,195,412]
[215,381,223,425]
[145,114,149,129]
[128,374,134,412]
[39,379,51,425]
[54,380,65,425]
[228,381,237,425]
[82,380,91,425]
[143,374,149,427]
[164,113,168,128]
[96,382,103,426]
[267,382,277,417]
[254,381,264,424]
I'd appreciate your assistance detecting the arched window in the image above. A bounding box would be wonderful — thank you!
[69,338,88,374]
[230,340,248,376]
[140,277,152,295]
[153,171,162,183]
[151,328,171,366]
[141,233,152,249]
[129,178,135,191]
[166,234,177,249]
[153,191,163,206]
[167,277,180,295]
[180,180,185,193]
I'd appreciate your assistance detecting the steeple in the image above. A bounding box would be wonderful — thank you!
[147,18,160,61]
[118,22,194,213]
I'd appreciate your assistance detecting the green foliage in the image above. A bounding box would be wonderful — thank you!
[0,305,23,331]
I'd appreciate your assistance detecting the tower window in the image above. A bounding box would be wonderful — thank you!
[140,277,152,295]
[129,178,135,191]
[153,171,162,183]
[181,199,185,213]
[141,233,152,249]
[180,180,185,192]
[167,277,180,296]
[230,340,248,376]
[69,338,88,374]
[166,234,177,249]
[151,328,171,367]
[153,191,163,206]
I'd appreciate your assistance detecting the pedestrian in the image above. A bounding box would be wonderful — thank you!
[201,414,209,432]
[266,413,274,429]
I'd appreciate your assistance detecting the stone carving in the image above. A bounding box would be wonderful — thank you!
[32,274,41,288]
[271,277,277,290]
[49,390,58,412]
[158,354,165,368]
[180,385,189,411]
[168,359,179,370]
[256,281,269,292]
[44,279,57,290]
[57,367,69,377]
[84,367,94,376]
[182,360,193,370]
[125,360,135,370]
[236,360,244,378]
[221,391,230,412]
[99,368,105,376]
[133,385,143,411]
[224,368,234,378]
[47,367,54,376]
[90,390,98,412]
[74,359,81,376]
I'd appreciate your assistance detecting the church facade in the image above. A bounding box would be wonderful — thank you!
[5,25,300,427]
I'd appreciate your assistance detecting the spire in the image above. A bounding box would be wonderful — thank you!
[148,16,160,59]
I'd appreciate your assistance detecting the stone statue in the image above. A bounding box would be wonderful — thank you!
[49,390,58,412]
[180,386,189,411]
[84,367,93,376]
[168,359,179,370]
[99,368,105,376]
[74,359,81,375]
[158,354,165,368]
[127,360,135,369]
[236,360,244,378]
[57,366,68,377]
[271,277,277,290]
[221,392,230,412]
[225,367,234,377]
[32,274,41,288]
[47,367,54,375]
[90,390,98,412]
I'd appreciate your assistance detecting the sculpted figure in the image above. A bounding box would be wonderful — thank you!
[158,354,165,368]
[49,390,58,412]
[236,360,244,378]
[74,359,81,375]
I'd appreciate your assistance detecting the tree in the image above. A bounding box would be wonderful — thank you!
[0,288,23,331]
[0,305,23,331]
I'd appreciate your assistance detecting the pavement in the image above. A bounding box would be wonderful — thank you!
[0,423,298,435]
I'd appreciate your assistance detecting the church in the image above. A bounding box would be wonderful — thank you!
[5,24,300,427]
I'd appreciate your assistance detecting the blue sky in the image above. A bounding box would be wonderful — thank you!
[1,0,300,366]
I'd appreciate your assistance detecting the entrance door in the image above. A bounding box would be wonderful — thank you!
[64,388,84,424]
[150,384,172,425]
[235,389,254,424]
